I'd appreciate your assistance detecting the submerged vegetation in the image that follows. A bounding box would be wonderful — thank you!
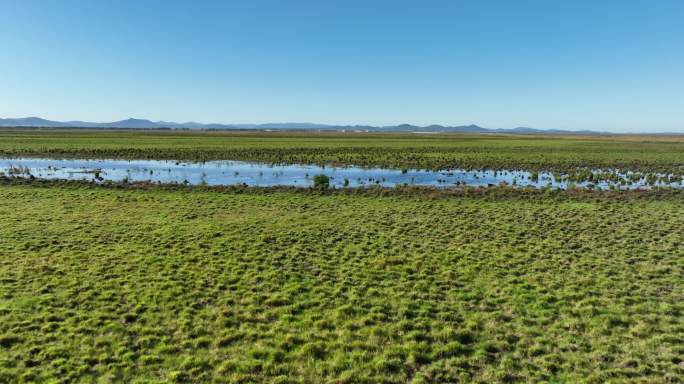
[0,183,683,382]
[312,174,330,189]
[1,130,684,175]
[2,157,684,190]
[2,129,684,188]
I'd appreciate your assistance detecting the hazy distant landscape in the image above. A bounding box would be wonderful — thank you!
[0,116,614,135]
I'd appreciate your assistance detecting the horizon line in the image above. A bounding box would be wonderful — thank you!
[1,116,684,135]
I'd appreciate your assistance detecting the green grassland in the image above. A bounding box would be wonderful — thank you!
[1,131,683,382]
[1,183,683,383]
[2,129,684,174]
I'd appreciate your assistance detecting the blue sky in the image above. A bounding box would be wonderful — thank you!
[1,0,683,132]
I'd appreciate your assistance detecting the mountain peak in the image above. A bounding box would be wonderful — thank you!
[0,116,612,134]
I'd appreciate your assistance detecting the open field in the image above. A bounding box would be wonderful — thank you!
[1,131,683,382]
[1,182,683,383]
[2,129,684,174]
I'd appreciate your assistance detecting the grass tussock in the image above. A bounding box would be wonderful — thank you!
[0,184,682,382]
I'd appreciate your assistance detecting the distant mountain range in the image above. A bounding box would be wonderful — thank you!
[0,116,610,134]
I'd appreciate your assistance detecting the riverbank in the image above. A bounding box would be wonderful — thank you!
[3,175,684,202]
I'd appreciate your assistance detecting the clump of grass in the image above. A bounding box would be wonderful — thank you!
[0,334,22,348]
[312,174,330,189]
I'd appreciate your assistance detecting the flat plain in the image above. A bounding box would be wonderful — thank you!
[1,130,683,383]
[2,129,684,173]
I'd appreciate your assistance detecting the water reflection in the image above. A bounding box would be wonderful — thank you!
[1,158,682,190]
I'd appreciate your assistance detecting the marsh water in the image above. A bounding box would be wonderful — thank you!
[1,158,682,190]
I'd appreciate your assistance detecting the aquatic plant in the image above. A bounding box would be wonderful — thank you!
[2,131,684,179]
[313,174,330,189]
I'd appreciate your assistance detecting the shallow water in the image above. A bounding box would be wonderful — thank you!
[1,158,682,190]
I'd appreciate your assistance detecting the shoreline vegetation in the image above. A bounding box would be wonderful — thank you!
[2,130,683,189]
[2,176,684,201]
[1,129,684,174]
[2,161,683,189]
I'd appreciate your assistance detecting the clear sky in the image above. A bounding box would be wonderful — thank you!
[1,0,683,132]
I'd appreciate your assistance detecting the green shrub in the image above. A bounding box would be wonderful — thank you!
[313,174,330,189]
